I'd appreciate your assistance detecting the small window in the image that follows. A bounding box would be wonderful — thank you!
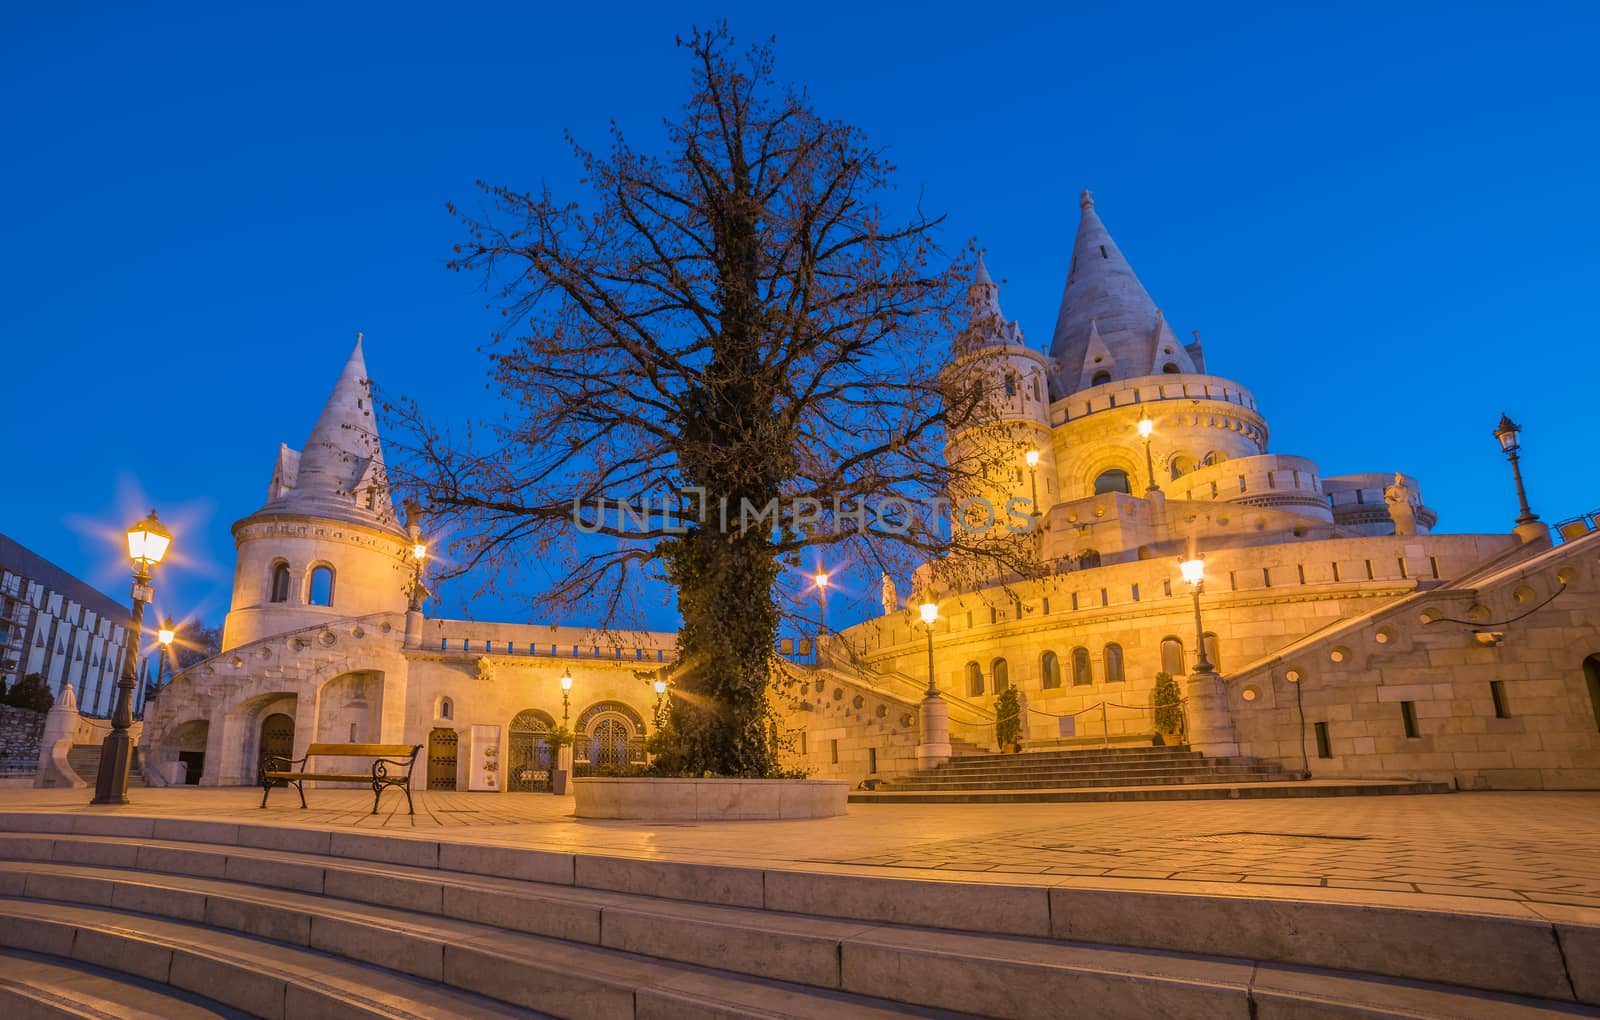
[991,658,1010,693]
[966,661,984,697]
[1004,372,1017,396]
[1237,475,1247,492]
[1490,681,1511,719]
[1104,643,1125,682]
[1401,701,1420,738]
[1314,722,1332,758]
[1169,455,1195,480]
[868,747,878,774]
[1162,362,1180,374]
[1160,637,1185,675]
[308,566,335,607]
[1078,549,1101,569]
[439,697,453,720]
[1041,651,1061,690]
[1201,451,1226,467]
[830,739,839,765]
[1071,647,1092,686]
[1091,370,1112,386]
[269,563,290,603]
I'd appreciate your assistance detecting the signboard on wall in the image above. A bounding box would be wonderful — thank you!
[468,724,501,791]
[1057,715,1076,738]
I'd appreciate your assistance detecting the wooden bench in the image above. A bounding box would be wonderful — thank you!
[259,743,421,815]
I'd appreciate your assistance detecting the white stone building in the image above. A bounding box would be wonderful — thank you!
[139,194,1600,794]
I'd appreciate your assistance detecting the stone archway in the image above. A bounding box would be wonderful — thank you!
[574,701,644,776]
[258,713,295,786]
[507,709,557,793]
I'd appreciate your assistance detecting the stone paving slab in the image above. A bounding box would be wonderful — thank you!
[1,786,1597,921]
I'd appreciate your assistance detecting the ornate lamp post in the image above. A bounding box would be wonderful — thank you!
[93,510,171,805]
[152,617,176,695]
[652,678,668,730]
[560,668,573,727]
[814,571,829,636]
[1493,414,1539,527]
[919,601,940,697]
[1137,413,1160,495]
[1179,557,1214,674]
[1024,449,1042,518]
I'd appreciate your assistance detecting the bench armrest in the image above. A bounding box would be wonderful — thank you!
[370,755,417,783]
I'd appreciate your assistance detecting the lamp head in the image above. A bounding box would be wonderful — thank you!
[126,510,172,567]
[559,670,573,691]
[1179,558,1205,586]
[157,618,176,647]
[1024,449,1040,469]
[1493,413,1521,454]
[1137,415,1154,439]
[918,601,938,625]
[814,571,829,590]
[412,542,427,561]
[653,679,667,695]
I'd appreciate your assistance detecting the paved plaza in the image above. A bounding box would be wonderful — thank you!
[3,786,1597,920]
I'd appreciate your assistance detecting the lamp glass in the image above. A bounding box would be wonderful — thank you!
[653,679,667,694]
[412,542,427,560]
[1137,416,1153,439]
[1024,449,1040,468]
[918,601,938,625]
[815,571,828,589]
[560,671,573,691]
[1179,558,1205,585]
[157,625,175,647]
[1494,414,1520,453]
[126,511,172,566]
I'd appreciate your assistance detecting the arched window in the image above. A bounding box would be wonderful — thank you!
[1160,637,1185,675]
[1040,651,1061,690]
[1169,455,1195,480]
[1201,451,1227,467]
[1104,643,1126,682]
[269,563,290,603]
[1071,647,1092,686]
[966,661,984,697]
[1162,362,1180,374]
[1091,370,1111,386]
[438,696,453,720]
[1094,469,1131,495]
[1203,632,1222,672]
[991,658,1009,693]
[1078,549,1102,569]
[308,566,335,607]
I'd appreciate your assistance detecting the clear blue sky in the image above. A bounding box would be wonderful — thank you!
[4,2,1597,635]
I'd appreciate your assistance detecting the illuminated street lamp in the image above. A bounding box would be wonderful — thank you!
[919,600,940,697]
[1493,414,1539,527]
[814,570,830,635]
[93,510,171,805]
[652,678,668,730]
[1137,413,1160,495]
[153,617,176,693]
[1179,557,1215,674]
[406,537,429,612]
[1024,449,1042,518]
[560,668,573,726]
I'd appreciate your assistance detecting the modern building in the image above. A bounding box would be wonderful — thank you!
[137,195,1600,794]
[0,534,140,718]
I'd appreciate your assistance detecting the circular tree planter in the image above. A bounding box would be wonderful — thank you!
[572,777,848,820]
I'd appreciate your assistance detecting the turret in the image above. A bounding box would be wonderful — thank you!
[221,336,412,650]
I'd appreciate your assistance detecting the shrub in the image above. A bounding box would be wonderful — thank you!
[2,673,54,713]
[994,686,1023,747]
[1152,672,1183,735]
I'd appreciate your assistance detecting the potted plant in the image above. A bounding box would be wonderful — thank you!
[1152,671,1184,746]
[994,687,1024,753]
[547,724,576,794]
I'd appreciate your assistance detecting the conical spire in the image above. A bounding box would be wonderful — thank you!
[265,335,400,531]
[964,253,1024,348]
[1049,192,1196,394]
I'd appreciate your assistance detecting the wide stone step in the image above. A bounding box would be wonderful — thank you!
[881,773,1300,791]
[944,747,1199,766]
[65,745,146,787]
[0,819,1592,1014]
[852,780,1457,804]
[907,762,1286,781]
[0,947,248,1019]
[1,857,1589,1020]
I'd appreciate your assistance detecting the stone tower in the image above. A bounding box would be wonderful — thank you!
[942,256,1058,527]
[221,337,413,650]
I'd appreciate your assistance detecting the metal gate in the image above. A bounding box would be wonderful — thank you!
[259,713,294,787]
[507,709,555,792]
[427,727,458,790]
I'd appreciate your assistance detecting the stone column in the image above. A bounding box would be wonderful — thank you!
[1184,670,1239,758]
[916,694,951,769]
[404,609,424,649]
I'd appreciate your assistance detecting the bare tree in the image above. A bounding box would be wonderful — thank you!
[386,25,1035,776]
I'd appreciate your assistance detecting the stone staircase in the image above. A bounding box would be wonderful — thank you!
[0,815,1593,1018]
[64,743,146,788]
[853,745,1452,803]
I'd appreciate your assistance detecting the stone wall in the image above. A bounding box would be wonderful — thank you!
[0,704,46,763]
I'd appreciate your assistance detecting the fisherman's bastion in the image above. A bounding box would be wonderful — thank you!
[114,192,1600,799]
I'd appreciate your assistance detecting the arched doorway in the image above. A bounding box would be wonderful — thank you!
[259,713,294,787]
[1585,656,1600,733]
[574,701,644,776]
[507,709,557,792]
[427,728,459,790]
